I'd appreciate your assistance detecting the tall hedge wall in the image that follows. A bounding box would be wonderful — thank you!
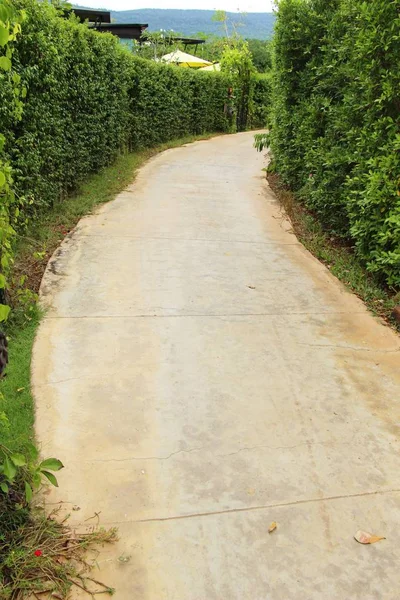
[2,0,231,222]
[251,73,271,129]
[269,0,400,287]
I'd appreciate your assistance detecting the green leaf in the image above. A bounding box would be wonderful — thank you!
[3,456,17,480]
[0,24,9,47]
[26,442,39,461]
[11,453,26,467]
[0,56,11,71]
[41,470,59,487]
[39,458,64,472]
[25,481,33,503]
[0,171,6,189]
[32,471,41,490]
[0,274,5,288]
[0,304,10,323]
[0,482,9,494]
[0,3,13,23]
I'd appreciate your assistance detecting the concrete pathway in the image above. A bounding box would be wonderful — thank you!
[33,132,400,599]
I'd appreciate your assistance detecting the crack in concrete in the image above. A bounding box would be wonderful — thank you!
[42,310,368,320]
[78,234,301,246]
[82,439,350,464]
[89,446,205,463]
[103,488,400,525]
[35,368,124,387]
[298,343,400,353]
[215,439,343,458]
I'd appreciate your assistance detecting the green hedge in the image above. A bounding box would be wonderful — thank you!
[251,73,271,128]
[2,0,231,223]
[129,58,230,148]
[269,0,400,287]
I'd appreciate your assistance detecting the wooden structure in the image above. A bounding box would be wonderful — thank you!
[66,8,206,48]
[96,23,149,40]
[65,8,111,24]
[66,8,148,41]
[163,36,205,53]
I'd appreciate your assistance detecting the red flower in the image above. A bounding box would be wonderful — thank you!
[34,549,43,557]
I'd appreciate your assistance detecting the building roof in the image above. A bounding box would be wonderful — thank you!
[96,23,149,40]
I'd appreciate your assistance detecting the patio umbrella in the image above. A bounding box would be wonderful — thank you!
[161,50,212,68]
[200,62,221,72]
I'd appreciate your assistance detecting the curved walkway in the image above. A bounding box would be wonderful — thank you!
[33,132,400,599]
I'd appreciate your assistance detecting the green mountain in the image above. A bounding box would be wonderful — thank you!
[110,9,275,40]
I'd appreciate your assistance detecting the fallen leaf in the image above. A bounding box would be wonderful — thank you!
[248,286,256,290]
[268,522,277,533]
[354,530,385,544]
[16,387,25,393]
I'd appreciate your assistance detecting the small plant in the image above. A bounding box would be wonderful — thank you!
[0,506,118,599]
[0,442,63,504]
[0,440,118,598]
[253,132,269,153]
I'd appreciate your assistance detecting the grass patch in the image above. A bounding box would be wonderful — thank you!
[0,309,39,455]
[1,507,118,599]
[267,173,400,330]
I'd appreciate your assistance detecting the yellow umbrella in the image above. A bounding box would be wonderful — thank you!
[161,50,212,69]
[200,62,221,72]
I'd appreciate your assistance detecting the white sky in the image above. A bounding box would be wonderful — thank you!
[76,0,274,12]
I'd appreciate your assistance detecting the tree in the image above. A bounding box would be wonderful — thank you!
[221,41,256,131]
[246,39,272,73]
[133,30,184,61]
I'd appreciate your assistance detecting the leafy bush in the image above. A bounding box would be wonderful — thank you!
[252,73,271,128]
[0,0,25,320]
[246,38,272,73]
[221,41,256,131]
[129,57,230,148]
[269,0,400,286]
[0,440,63,503]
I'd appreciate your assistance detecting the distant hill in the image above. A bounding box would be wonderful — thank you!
[109,9,275,40]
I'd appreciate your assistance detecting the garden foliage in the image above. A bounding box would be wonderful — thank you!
[269,0,400,286]
[221,41,256,131]
[0,0,24,320]
[252,73,271,129]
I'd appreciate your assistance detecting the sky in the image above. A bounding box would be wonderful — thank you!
[76,0,275,12]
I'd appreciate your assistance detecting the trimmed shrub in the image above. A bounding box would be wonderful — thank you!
[252,73,271,128]
[3,0,231,225]
[269,0,400,286]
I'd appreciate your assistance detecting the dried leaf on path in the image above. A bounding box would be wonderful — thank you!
[268,522,277,533]
[354,530,385,544]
